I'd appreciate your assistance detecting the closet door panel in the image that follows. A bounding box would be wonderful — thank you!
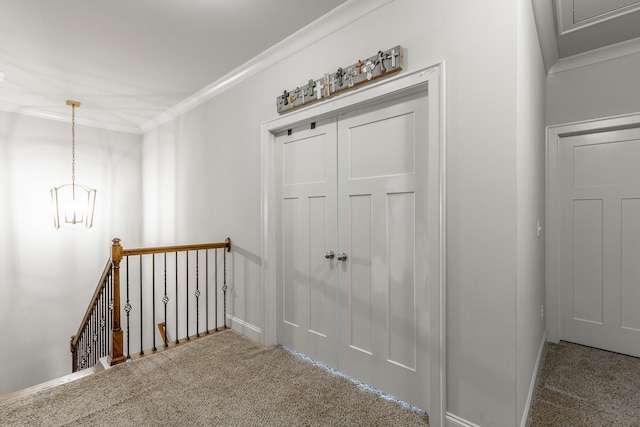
[275,119,338,367]
[337,91,429,410]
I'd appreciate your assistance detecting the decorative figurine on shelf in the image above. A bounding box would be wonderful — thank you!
[276,45,403,114]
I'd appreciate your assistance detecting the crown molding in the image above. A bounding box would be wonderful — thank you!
[549,35,640,74]
[139,0,395,134]
[0,102,143,134]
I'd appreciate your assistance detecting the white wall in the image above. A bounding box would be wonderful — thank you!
[516,0,547,425]
[141,0,547,425]
[0,111,142,395]
[547,50,640,125]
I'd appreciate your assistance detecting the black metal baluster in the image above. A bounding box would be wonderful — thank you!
[205,250,209,334]
[196,250,200,337]
[95,294,100,363]
[86,314,91,368]
[215,249,218,331]
[91,309,97,366]
[91,315,95,366]
[107,274,111,361]
[88,314,93,367]
[78,335,82,370]
[125,256,131,360]
[104,282,108,357]
[104,283,108,358]
[96,293,101,362]
[84,323,88,369]
[88,323,92,365]
[80,334,85,370]
[106,279,110,358]
[85,327,89,367]
[223,247,227,328]
[108,271,113,358]
[175,251,179,344]
[99,291,104,360]
[152,254,157,352]
[83,333,87,369]
[163,253,168,348]
[139,255,144,356]
[93,307,98,366]
[104,278,109,357]
[185,251,190,341]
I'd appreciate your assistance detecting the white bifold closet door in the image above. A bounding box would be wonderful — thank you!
[276,91,429,410]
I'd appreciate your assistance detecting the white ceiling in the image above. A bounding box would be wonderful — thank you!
[0,0,349,133]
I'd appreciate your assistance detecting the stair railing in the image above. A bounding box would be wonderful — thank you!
[70,237,231,372]
[69,258,113,372]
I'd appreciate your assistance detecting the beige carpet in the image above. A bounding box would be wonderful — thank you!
[528,341,640,426]
[0,330,429,426]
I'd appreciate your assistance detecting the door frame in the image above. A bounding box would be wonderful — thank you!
[261,63,446,423]
[546,112,640,344]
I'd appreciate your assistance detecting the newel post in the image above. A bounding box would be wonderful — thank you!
[109,238,126,366]
[70,335,77,372]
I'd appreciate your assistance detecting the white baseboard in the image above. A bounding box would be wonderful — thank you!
[519,331,547,427]
[226,315,262,342]
[445,412,482,427]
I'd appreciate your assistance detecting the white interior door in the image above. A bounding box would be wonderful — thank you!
[275,118,338,367]
[336,92,428,409]
[558,127,640,357]
[276,91,429,410]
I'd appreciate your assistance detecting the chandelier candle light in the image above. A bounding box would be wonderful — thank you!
[51,100,96,229]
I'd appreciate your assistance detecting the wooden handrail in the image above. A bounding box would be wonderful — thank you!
[70,258,112,353]
[122,238,231,256]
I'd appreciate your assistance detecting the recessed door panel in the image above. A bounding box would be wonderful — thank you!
[387,192,416,371]
[574,139,640,187]
[572,199,603,324]
[283,134,327,185]
[282,197,300,326]
[348,194,373,354]
[348,113,415,179]
[308,196,330,337]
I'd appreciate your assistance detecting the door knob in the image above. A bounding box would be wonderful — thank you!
[336,252,348,261]
[324,251,335,259]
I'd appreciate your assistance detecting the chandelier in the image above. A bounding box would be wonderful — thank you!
[51,100,96,229]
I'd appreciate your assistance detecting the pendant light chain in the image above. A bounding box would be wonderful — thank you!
[71,103,76,186]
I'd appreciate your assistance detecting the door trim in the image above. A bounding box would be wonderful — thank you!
[546,112,640,344]
[261,63,446,424]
